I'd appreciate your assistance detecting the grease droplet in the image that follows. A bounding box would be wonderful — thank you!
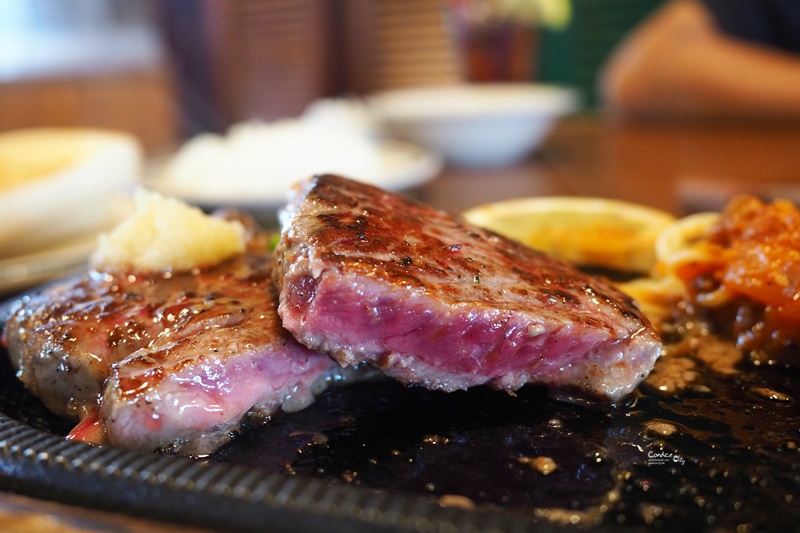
[518,456,558,475]
[750,387,793,403]
[644,420,678,437]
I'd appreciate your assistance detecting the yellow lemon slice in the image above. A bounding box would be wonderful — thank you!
[462,196,676,273]
[0,128,141,258]
[0,129,101,191]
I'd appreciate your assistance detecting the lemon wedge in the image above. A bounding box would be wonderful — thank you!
[0,130,100,191]
[0,128,141,258]
[462,196,676,273]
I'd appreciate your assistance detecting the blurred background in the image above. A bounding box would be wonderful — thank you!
[0,0,666,157]
[27,0,800,298]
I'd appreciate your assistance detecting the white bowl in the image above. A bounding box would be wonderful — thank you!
[369,84,579,167]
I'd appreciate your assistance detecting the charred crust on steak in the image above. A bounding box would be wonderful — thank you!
[3,211,351,456]
[274,175,662,403]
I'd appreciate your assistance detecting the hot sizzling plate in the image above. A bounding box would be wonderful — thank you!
[0,293,798,532]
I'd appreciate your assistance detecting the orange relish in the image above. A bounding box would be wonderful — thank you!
[711,195,800,316]
[687,195,800,361]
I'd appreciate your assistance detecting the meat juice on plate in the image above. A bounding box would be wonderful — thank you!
[1,185,799,531]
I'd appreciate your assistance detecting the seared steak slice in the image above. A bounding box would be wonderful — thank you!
[275,175,662,403]
[3,219,344,456]
[5,273,165,420]
[102,281,351,456]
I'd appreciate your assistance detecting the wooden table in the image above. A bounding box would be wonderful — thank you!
[2,113,800,532]
[0,491,208,533]
[421,114,800,217]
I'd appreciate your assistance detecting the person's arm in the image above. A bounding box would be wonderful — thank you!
[599,0,800,119]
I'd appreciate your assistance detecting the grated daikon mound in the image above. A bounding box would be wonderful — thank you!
[92,190,246,273]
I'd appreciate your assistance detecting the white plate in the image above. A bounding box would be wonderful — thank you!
[0,235,95,296]
[142,139,443,225]
[369,83,579,167]
[0,197,133,296]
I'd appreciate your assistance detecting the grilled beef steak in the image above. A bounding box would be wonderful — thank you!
[2,217,346,456]
[101,280,350,456]
[275,175,662,403]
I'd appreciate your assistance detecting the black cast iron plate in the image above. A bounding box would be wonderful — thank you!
[1,299,799,532]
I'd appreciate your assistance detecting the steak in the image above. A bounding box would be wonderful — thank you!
[274,175,662,403]
[2,216,347,456]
